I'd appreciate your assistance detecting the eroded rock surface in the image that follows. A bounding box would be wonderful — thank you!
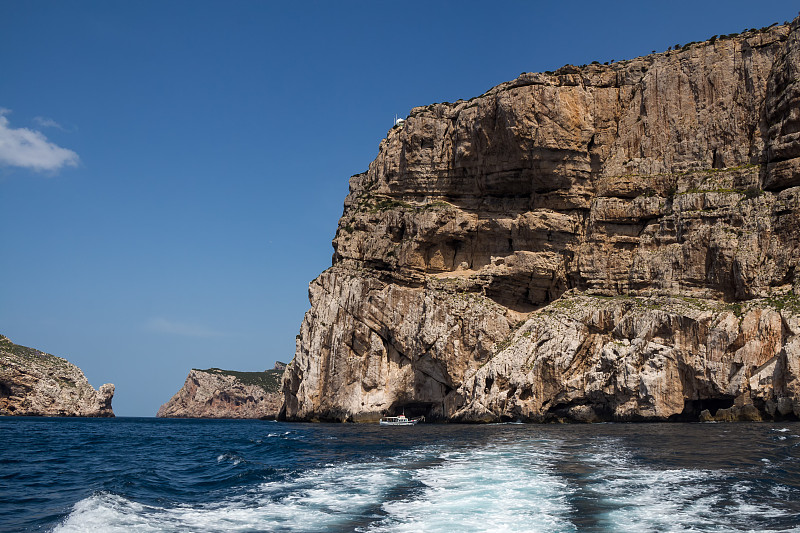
[0,334,114,417]
[158,365,284,419]
[283,20,800,423]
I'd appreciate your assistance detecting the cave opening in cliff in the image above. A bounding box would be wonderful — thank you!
[674,396,736,421]
[777,411,800,422]
[388,401,436,419]
[0,381,10,399]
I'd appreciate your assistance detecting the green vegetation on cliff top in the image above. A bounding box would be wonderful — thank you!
[0,334,69,367]
[195,367,284,393]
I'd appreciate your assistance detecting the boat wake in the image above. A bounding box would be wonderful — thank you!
[53,433,800,533]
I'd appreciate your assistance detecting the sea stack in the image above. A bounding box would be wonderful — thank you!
[157,365,285,419]
[282,19,800,423]
[0,334,114,417]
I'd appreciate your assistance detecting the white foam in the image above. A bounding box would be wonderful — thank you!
[216,453,242,466]
[54,458,408,533]
[365,442,576,533]
[583,440,799,533]
[54,494,165,533]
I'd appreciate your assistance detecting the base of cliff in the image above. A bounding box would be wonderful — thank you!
[283,289,800,424]
[447,293,800,425]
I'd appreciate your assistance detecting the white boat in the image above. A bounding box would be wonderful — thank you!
[379,414,424,426]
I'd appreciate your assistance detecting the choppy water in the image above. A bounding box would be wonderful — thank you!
[2,418,800,532]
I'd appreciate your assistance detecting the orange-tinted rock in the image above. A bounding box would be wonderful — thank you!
[283,21,800,423]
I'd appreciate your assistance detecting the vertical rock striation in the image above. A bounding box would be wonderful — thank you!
[283,20,800,422]
[0,335,114,417]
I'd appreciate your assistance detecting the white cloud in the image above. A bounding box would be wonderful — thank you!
[33,116,66,131]
[0,109,79,172]
[145,317,226,338]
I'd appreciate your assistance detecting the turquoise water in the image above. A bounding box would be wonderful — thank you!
[2,417,800,532]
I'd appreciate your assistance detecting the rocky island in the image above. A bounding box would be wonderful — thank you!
[282,18,800,423]
[0,334,114,417]
[157,364,285,419]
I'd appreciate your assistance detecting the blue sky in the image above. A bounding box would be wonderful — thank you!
[2,1,797,416]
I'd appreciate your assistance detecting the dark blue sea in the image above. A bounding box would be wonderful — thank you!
[2,418,800,532]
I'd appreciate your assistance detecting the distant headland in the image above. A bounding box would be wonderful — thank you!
[157,364,284,419]
[0,334,114,417]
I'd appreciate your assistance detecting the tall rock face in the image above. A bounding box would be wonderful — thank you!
[0,335,114,417]
[283,21,800,423]
[157,366,284,419]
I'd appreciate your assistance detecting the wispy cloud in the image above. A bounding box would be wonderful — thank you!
[145,317,226,338]
[0,109,79,172]
[32,116,67,131]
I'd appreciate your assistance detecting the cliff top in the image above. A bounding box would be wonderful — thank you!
[401,20,794,121]
[193,367,283,393]
[1,334,71,369]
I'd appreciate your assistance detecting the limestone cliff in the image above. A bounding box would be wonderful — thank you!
[283,19,800,423]
[157,365,284,419]
[0,334,114,417]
